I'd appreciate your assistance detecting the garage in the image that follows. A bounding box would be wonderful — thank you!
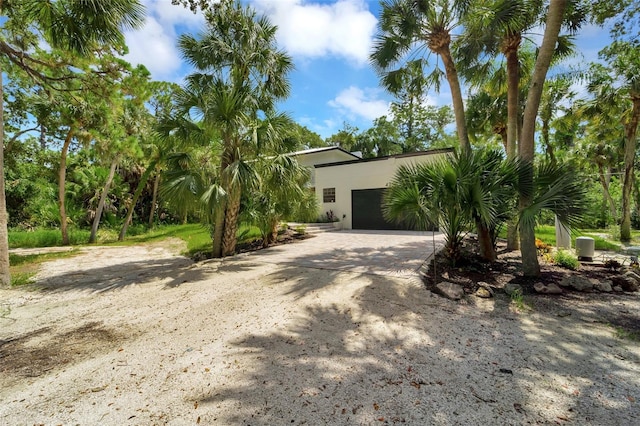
[314,149,452,230]
[351,188,408,230]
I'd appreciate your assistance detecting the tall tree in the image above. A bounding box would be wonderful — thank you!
[519,0,569,276]
[594,41,640,241]
[176,0,292,257]
[0,0,145,284]
[371,0,472,153]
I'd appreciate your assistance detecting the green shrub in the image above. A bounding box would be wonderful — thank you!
[554,249,579,270]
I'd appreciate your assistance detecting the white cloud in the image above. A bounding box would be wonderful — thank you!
[124,17,181,80]
[252,0,377,66]
[328,86,390,120]
[123,0,205,81]
[151,0,206,28]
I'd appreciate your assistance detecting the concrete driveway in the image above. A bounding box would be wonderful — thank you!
[237,230,445,277]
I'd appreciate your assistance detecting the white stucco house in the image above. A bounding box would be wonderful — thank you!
[291,146,453,230]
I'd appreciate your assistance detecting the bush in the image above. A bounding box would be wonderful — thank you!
[554,249,579,270]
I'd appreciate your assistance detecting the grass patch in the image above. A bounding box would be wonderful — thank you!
[114,223,262,256]
[9,223,264,257]
[11,272,35,287]
[509,288,532,312]
[498,225,625,252]
[9,249,79,286]
[613,326,640,341]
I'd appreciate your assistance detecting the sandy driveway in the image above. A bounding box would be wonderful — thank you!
[1,232,639,425]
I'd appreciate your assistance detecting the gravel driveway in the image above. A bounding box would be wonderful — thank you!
[1,234,639,425]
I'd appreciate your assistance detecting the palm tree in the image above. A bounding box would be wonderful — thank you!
[0,0,145,285]
[248,154,312,248]
[177,0,293,257]
[383,148,587,263]
[586,41,640,241]
[384,148,521,262]
[519,0,571,276]
[371,0,472,153]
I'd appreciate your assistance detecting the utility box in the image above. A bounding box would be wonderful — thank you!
[575,237,595,261]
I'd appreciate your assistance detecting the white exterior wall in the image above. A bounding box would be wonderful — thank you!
[315,153,447,229]
[296,150,358,187]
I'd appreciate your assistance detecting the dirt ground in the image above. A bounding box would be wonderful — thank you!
[1,237,639,425]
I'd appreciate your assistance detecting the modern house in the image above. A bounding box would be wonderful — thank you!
[291,147,453,230]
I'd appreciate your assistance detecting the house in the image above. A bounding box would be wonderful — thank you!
[292,147,453,230]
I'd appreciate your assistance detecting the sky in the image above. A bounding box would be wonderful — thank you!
[123,0,615,139]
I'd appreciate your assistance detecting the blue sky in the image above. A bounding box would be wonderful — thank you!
[123,0,614,139]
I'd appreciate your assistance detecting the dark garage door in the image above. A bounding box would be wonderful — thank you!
[351,188,408,230]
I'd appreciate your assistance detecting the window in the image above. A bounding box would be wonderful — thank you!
[323,187,336,203]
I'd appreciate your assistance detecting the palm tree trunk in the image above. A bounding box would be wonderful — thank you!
[212,207,225,258]
[59,128,75,246]
[269,217,280,246]
[118,159,157,241]
[505,33,520,160]
[89,156,118,243]
[221,192,241,256]
[519,0,568,277]
[597,163,617,222]
[504,33,521,252]
[477,220,496,261]
[439,47,470,154]
[148,169,160,228]
[0,66,11,286]
[620,95,640,241]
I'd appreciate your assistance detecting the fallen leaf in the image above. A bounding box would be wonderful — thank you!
[373,403,379,410]
[628,396,636,403]
[196,416,201,424]
[410,381,421,389]
[194,401,198,409]
[378,417,385,422]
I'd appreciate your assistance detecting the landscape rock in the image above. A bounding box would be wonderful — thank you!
[475,282,494,298]
[613,285,624,292]
[533,282,563,294]
[559,275,593,292]
[621,267,640,280]
[611,274,639,292]
[593,280,613,293]
[436,281,464,300]
[504,283,523,297]
[475,287,492,298]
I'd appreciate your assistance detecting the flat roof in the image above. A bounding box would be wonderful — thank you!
[290,146,361,159]
[314,147,454,168]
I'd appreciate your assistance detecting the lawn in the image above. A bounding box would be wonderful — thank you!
[8,223,263,284]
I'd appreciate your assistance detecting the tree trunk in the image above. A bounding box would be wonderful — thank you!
[518,0,568,277]
[476,220,496,262]
[212,207,225,258]
[0,65,11,286]
[148,169,160,228]
[597,163,617,222]
[221,192,241,257]
[505,53,520,251]
[504,33,520,160]
[620,95,639,241]
[506,220,519,251]
[89,157,118,243]
[269,218,280,246]
[438,46,470,153]
[118,159,157,241]
[59,128,75,246]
